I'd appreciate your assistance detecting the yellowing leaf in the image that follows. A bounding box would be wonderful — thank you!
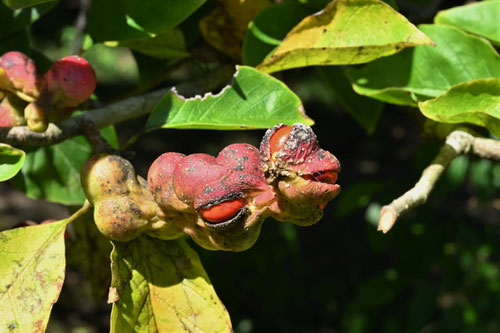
[110,236,232,332]
[0,220,68,332]
[256,0,433,73]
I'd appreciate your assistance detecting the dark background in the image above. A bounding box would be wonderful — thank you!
[0,0,499,332]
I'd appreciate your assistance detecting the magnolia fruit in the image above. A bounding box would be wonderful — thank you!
[80,154,182,241]
[26,55,97,132]
[260,123,341,225]
[0,51,44,99]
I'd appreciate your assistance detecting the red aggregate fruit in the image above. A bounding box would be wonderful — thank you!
[259,123,341,225]
[44,55,96,108]
[148,143,277,251]
[0,51,44,99]
[25,55,97,132]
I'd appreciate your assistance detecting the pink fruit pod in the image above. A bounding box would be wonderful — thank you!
[172,153,230,204]
[260,123,341,215]
[215,143,264,177]
[260,123,341,177]
[0,51,44,100]
[148,152,189,213]
[44,55,96,109]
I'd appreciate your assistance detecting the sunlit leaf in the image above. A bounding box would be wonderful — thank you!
[0,220,68,332]
[0,143,25,181]
[435,0,500,46]
[256,0,432,73]
[418,78,500,137]
[110,236,232,332]
[146,65,313,131]
[347,24,500,106]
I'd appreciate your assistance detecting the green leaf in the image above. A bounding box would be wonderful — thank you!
[0,144,25,182]
[0,2,54,38]
[0,220,68,332]
[319,67,383,134]
[116,29,190,60]
[242,2,315,67]
[346,24,500,106]
[435,0,500,46]
[418,78,500,137]
[88,0,206,42]
[255,0,432,74]
[4,0,55,9]
[12,136,91,205]
[11,125,117,204]
[146,65,313,131]
[110,236,232,332]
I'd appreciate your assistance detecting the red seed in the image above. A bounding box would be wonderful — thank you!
[269,125,293,155]
[200,197,245,223]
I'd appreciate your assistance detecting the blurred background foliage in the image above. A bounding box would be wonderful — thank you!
[0,0,499,332]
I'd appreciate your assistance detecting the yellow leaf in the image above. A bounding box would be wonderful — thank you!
[257,0,433,73]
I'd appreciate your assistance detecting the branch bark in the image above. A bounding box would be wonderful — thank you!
[378,130,500,233]
[0,88,168,147]
[0,64,235,147]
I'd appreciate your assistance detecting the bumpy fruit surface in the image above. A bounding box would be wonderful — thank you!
[0,51,44,99]
[26,55,97,132]
[44,55,96,111]
[260,123,341,225]
[148,143,277,251]
[81,154,169,241]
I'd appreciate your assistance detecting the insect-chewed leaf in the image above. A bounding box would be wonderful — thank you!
[145,65,313,131]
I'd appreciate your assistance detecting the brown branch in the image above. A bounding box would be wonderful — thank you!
[81,119,113,154]
[0,88,168,147]
[378,130,500,233]
[0,64,235,147]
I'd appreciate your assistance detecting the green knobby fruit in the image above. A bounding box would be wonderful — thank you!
[81,154,162,241]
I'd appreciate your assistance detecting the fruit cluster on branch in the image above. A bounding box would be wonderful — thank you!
[0,51,96,132]
[81,123,341,251]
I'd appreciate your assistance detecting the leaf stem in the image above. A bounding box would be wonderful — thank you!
[66,200,92,225]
